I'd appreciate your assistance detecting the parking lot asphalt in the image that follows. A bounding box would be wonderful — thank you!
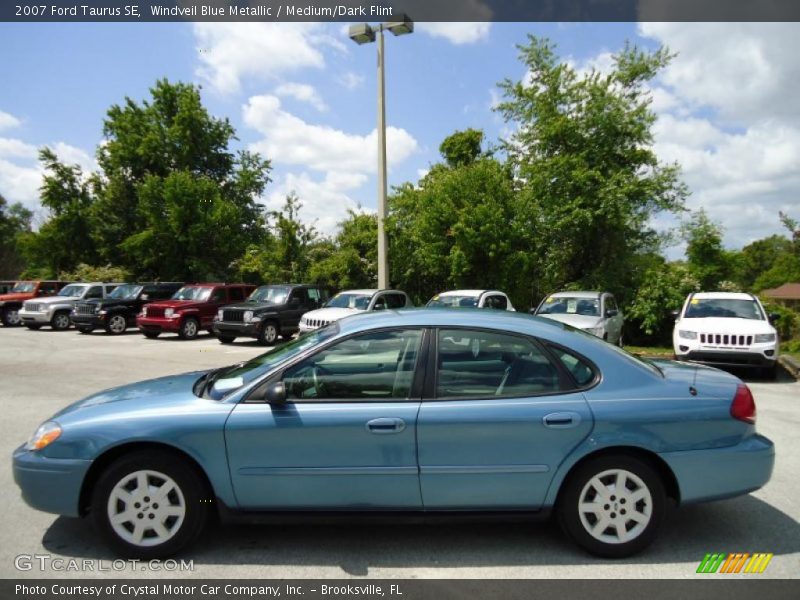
[1,325,798,579]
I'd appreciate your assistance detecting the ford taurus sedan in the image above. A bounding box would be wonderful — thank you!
[13,310,774,559]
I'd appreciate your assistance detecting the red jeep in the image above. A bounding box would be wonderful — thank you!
[0,281,68,326]
[136,283,255,340]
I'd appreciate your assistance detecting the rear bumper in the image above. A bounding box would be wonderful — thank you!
[213,321,260,337]
[137,316,181,333]
[13,445,91,517]
[660,434,775,504]
[677,350,776,368]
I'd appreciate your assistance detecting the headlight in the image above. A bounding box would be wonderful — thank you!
[25,421,62,451]
[95,305,102,313]
[98,310,107,315]
[585,326,605,337]
[217,309,223,320]
[141,306,148,317]
[164,308,175,318]
[754,333,776,343]
[243,310,254,322]
[678,330,698,340]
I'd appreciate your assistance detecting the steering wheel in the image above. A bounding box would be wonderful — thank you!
[311,365,332,397]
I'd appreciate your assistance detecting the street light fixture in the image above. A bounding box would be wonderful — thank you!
[348,14,414,289]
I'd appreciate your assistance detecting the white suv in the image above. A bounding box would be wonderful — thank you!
[672,292,779,377]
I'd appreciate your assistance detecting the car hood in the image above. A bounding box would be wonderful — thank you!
[304,307,362,321]
[83,298,133,308]
[52,371,205,418]
[677,317,774,334]
[223,301,284,312]
[0,292,35,302]
[538,313,603,329]
[147,299,204,310]
[31,295,82,305]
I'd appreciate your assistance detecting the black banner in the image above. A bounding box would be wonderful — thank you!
[3,0,800,23]
[4,580,800,600]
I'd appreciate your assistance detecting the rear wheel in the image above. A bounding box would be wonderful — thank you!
[1,307,22,326]
[51,311,71,331]
[91,450,211,558]
[105,314,128,335]
[257,320,279,346]
[557,455,666,558]
[178,317,199,340]
[217,335,236,344]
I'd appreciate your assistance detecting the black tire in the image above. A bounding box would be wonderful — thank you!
[761,364,778,380]
[281,332,294,341]
[91,450,211,559]
[25,324,43,330]
[105,314,128,335]
[217,335,236,344]
[77,326,94,334]
[1,307,22,327]
[178,317,200,340]
[51,310,72,331]
[142,331,161,339]
[257,320,280,346]
[557,455,666,558]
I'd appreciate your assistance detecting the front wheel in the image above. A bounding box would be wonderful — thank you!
[105,314,128,335]
[91,451,211,558]
[257,320,279,346]
[557,455,666,558]
[51,311,72,331]
[178,317,199,340]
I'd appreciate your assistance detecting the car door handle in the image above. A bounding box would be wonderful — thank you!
[366,418,406,434]
[543,412,581,429]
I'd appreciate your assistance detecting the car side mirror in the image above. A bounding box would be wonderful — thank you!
[141,294,149,301]
[374,303,386,311]
[769,312,780,323]
[670,309,680,319]
[528,308,537,315]
[606,309,618,318]
[265,382,287,404]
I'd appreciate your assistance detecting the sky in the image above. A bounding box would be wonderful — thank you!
[1,21,799,259]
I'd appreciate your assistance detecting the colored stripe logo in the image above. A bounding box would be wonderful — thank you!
[697,553,773,574]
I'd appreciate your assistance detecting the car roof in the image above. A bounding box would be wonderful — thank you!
[436,289,502,297]
[693,292,754,300]
[548,291,603,299]
[337,289,379,295]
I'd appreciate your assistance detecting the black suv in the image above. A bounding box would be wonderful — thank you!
[213,284,329,345]
[71,282,184,335]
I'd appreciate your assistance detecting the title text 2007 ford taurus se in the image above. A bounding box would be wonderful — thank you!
[13,309,774,558]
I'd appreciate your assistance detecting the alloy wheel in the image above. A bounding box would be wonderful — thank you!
[6,309,21,326]
[109,315,127,334]
[577,468,653,545]
[53,313,70,330]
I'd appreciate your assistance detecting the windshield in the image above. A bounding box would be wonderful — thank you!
[202,324,340,400]
[58,284,87,297]
[537,296,600,317]
[427,294,478,308]
[172,286,212,301]
[10,282,35,293]
[248,286,289,304]
[326,293,373,310]
[684,298,764,320]
[109,284,142,300]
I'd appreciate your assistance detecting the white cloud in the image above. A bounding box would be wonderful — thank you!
[338,72,364,91]
[0,110,21,132]
[274,82,327,112]
[416,22,492,45]
[194,23,344,94]
[0,137,38,160]
[243,94,418,174]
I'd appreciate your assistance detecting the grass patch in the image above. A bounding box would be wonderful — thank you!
[624,345,674,358]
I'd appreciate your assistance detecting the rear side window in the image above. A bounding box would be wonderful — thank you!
[548,346,596,387]
[228,287,245,302]
[436,329,561,399]
[308,288,321,303]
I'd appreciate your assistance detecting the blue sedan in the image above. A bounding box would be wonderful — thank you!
[13,309,774,558]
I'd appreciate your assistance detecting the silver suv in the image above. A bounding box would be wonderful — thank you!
[19,283,121,331]
[533,291,624,345]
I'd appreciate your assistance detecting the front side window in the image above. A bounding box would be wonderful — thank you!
[485,295,508,310]
[427,294,478,308]
[308,288,321,303]
[209,288,226,303]
[85,286,103,299]
[385,293,407,309]
[283,329,423,401]
[437,329,561,399]
[684,298,764,320]
[228,287,245,302]
[11,282,36,293]
[248,286,289,304]
[604,296,617,313]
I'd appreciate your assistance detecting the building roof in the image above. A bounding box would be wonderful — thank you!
[762,282,800,300]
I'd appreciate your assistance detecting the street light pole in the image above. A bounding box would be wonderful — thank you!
[375,25,389,289]
[348,15,413,291]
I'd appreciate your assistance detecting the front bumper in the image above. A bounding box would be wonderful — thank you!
[13,445,92,517]
[298,322,320,334]
[213,320,260,337]
[660,434,775,504]
[677,350,776,368]
[18,309,51,324]
[70,313,103,328]
[137,316,181,333]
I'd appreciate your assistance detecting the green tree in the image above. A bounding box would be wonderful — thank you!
[0,193,33,278]
[309,210,378,290]
[495,37,687,304]
[682,209,732,290]
[96,79,271,279]
[734,234,793,290]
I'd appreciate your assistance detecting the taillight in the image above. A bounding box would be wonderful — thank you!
[731,384,756,424]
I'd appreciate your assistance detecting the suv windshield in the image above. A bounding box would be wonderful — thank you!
[10,282,36,293]
[427,295,478,308]
[538,296,600,317]
[201,324,340,400]
[109,284,142,300]
[684,298,764,320]
[248,286,289,304]
[58,284,87,297]
[172,287,212,301]
[326,293,373,310]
